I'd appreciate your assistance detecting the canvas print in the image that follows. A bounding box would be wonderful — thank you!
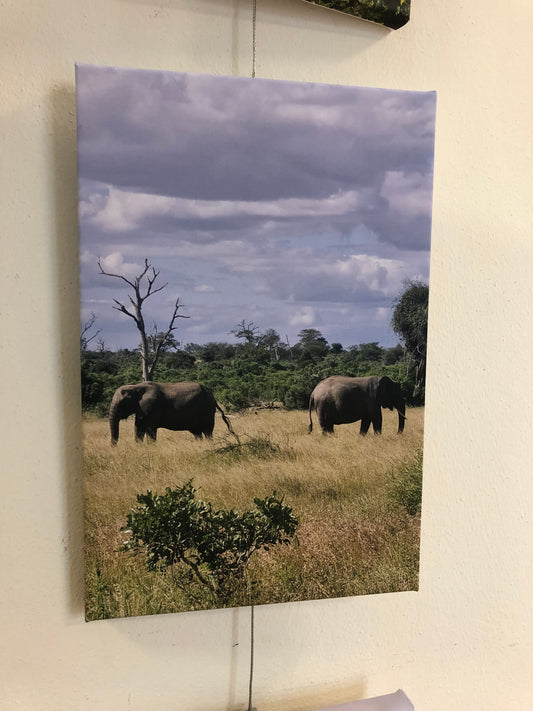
[77,64,436,620]
[302,0,410,29]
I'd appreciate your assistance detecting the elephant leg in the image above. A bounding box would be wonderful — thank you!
[134,417,145,442]
[371,410,383,435]
[317,405,334,434]
[146,428,157,442]
[359,417,372,435]
[203,414,215,439]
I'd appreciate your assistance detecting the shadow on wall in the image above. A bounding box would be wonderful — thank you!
[114,0,388,63]
[50,83,85,618]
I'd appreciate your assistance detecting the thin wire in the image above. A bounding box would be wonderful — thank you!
[252,0,257,78]
[247,605,255,711]
[249,1,257,702]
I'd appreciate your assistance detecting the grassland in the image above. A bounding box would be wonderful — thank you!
[83,407,424,620]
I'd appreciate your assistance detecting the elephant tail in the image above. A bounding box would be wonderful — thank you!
[216,403,241,445]
[308,395,314,434]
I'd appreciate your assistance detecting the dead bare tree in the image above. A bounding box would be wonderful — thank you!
[80,312,102,349]
[97,258,189,381]
[230,320,262,346]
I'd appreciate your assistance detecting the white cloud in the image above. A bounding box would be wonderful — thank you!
[194,284,215,293]
[274,102,345,129]
[99,251,145,280]
[265,252,407,304]
[327,254,405,295]
[79,192,107,220]
[83,185,363,233]
[381,171,433,218]
[289,307,316,327]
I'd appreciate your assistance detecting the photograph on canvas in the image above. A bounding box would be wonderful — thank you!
[302,0,410,29]
[77,65,435,620]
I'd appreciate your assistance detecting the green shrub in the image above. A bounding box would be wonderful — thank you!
[122,480,298,604]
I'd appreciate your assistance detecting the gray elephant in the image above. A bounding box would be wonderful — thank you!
[308,375,406,435]
[109,381,238,445]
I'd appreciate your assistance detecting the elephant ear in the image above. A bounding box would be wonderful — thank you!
[121,384,144,399]
[134,382,158,413]
[377,376,395,410]
[131,383,151,404]
[119,383,150,412]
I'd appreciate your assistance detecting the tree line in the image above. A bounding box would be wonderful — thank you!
[81,259,428,416]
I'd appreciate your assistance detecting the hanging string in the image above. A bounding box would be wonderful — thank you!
[247,605,256,711]
[252,0,257,78]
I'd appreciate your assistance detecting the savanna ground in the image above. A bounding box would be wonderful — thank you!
[84,407,424,620]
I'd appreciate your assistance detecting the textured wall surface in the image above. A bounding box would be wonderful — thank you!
[1,1,532,709]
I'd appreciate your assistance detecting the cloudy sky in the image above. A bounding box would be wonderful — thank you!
[76,65,436,351]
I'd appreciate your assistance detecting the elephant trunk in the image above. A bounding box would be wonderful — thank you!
[397,400,406,434]
[109,397,122,446]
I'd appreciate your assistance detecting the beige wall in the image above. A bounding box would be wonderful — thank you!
[1,1,532,709]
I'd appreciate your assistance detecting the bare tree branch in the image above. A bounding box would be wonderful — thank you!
[112,299,137,321]
[97,257,136,289]
[80,312,102,349]
[98,257,189,381]
[146,283,167,298]
[149,298,190,371]
[137,258,151,282]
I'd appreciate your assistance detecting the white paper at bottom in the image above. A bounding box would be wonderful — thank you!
[317,689,413,711]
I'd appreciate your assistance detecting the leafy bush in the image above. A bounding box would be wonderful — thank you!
[389,450,423,515]
[122,480,298,603]
[283,383,311,409]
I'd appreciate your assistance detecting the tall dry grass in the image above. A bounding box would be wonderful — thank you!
[83,407,424,619]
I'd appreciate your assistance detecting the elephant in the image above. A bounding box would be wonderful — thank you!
[308,375,406,435]
[109,381,238,445]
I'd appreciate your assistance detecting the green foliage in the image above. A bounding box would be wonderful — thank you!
[383,343,404,365]
[392,280,429,393]
[122,481,298,603]
[81,315,425,413]
[389,450,423,515]
[282,369,317,409]
[80,341,422,412]
[392,281,428,358]
[307,0,410,29]
[297,328,330,362]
